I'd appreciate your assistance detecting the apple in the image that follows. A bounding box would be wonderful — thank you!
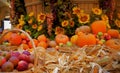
[0,56,6,67]
[9,56,19,67]
[1,61,14,72]
[17,60,28,71]
[18,54,30,62]
[22,50,30,56]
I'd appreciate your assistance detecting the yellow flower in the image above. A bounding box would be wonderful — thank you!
[61,20,69,27]
[72,7,81,14]
[55,26,65,35]
[28,19,33,24]
[69,20,74,27]
[20,15,24,20]
[92,8,102,15]
[37,13,46,23]
[101,14,108,21]
[115,19,120,28]
[29,12,34,17]
[19,20,25,25]
[101,14,111,28]
[78,13,90,24]
[16,24,23,29]
[37,25,43,31]
[25,30,31,35]
[32,24,37,29]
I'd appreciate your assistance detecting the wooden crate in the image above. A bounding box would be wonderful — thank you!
[71,0,99,13]
[24,0,44,17]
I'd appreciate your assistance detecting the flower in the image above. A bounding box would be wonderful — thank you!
[16,24,23,29]
[78,13,90,24]
[115,19,120,28]
[72,7,81,15]
[32,24,37,29]
[61,20,69,27]
[37,25,43,31]
[69,20,74,27]
[92,8,102,15]
[25,30,31,35]
[101,14,111,28]
[37,13,46,23]
[29,12,34,17]
[28,19,33,24]
[55,26,65,35]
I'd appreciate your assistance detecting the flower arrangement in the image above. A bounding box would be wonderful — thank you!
[16,6,120,39]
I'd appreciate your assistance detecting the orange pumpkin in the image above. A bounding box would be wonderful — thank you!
[105,39,120,50]
[107,29,119,38]
[55,34,69,44]
[9,33,22,46]
[37,34,47,42]
[91,20,107,34]
[76,33,96,47]
[37,41,48,49]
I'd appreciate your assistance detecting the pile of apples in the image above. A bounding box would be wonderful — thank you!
[0,50,34,72]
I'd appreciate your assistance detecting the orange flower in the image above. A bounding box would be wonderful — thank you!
[37,25,43,31]
[92,8,102,15]
[69,20,74,27]
[32,24,37,29]
[28,19,33,24]
[37,13,46,23]
[16,24,23,29]
[101,14,111,28]
[78,13,90,24]
[55,26,65,35]
[20,15,24,20]
[115,19,120,28]
[29,12,34,17]
[19,20,25,25]
[61,20,69,27]
[25,30,31,35]
[72,7,81,14]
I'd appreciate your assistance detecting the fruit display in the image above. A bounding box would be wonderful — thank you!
[0,50,34,72]
[0,29,35,72]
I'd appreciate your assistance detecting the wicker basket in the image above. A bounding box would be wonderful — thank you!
[0,29,37,73]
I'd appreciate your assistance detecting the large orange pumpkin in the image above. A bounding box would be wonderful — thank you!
[9,33,22,46]
[76,33,97,47]
[55,34,69,44]
[91,20,107,34]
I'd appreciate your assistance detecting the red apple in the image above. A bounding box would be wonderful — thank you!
[0,56,6,67]
[18,54,30,62]
[17,60,28,71]
[9,56,19,67]
[11,51,20,57]
[22,50,31,56]
[1,61,14,72]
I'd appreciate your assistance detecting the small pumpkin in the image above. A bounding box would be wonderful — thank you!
[70,35,78,44]
[76,33,96,47]
[91,20,107,34]
[107,29,119,38]
[37,34,47,42]
[105,39,120,50]
[55,34,69,44]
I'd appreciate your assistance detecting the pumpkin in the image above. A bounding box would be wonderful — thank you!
[105,39,120,50]
[76,33,96,47]
[55,34,69,44]
[107,29,119,38]
[9,33,22,46]
[37,41,48,49]
[37,34,47,42]
[91,20,107,34]
[75,25,91,34]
